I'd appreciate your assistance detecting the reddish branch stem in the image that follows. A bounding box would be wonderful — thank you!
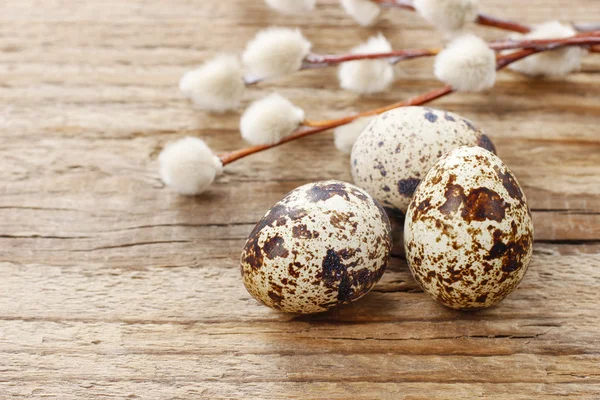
[475,12,531,33]
[303,85,453,128]
[372,0,531,33]
[303,48,439,68]
[570,27,600,52]
[489,34,600,51]
[495,48,536,70]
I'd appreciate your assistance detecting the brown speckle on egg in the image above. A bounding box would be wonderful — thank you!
[404,146,534,310]
[263,235,289,259]
[306,181,351,202]
[241,180,392,314]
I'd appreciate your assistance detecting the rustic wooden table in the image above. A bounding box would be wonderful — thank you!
[1,0,599,398]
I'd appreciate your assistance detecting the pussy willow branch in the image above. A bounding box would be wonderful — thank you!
[243,48,440,85]
[244,34,600,85]
[220,36,598,166]
[219,84,452,165]
[306,34,600,64]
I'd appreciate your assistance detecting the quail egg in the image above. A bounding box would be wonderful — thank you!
[404,146,534,310]
[351,106,496,215]
[241,180,392,314]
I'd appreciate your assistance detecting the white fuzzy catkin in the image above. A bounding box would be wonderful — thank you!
[509,21,583,76]
[334,116,375,154]
[265,0,316,14]
[179,54,245,112]
[240,93,305,145]
[338,34,395,94]
[159,137,223,196]
[242,27,312,80]
[434,34,496,92]
[414,0,478,32]
[340,0,381,27]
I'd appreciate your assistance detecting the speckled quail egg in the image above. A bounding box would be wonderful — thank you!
[241,180,392,314]
[404,146,534,310]
[351,106,496,216]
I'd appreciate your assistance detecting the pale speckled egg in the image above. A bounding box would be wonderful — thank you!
[351,106,496,216]
[404,146,534,310]
[241,180,392,314]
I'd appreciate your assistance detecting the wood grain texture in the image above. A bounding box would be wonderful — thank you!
[1,0,599,398]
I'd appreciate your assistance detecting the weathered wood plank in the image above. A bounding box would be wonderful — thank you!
[0,249,598,323]
[1,382,599,400]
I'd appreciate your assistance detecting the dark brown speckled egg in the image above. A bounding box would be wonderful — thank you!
[351,106,496,216]
[404,146,534,310]
[240,180,392,314]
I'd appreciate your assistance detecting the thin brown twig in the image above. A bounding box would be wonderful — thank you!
[371,0,600,53]
[303,85,454,128]
[302,48,440,68]
[220,36,598,166]
[475,12,531,33]
[489,34,600,51]
[495,48,536,70]
[372,0,531,33]
[570,26,600,52]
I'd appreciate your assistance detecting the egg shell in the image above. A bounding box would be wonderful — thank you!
[241,180,392,314]
[351,106,496,215]
[404,146,534,310]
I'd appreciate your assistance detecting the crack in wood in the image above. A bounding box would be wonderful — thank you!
[371,287,423,294]
[69,240,192,252]
[323,331,552,342]
[530,208,600,215]
[97,222,256,233]
[535,239,600,245]
[0,234,91,239]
